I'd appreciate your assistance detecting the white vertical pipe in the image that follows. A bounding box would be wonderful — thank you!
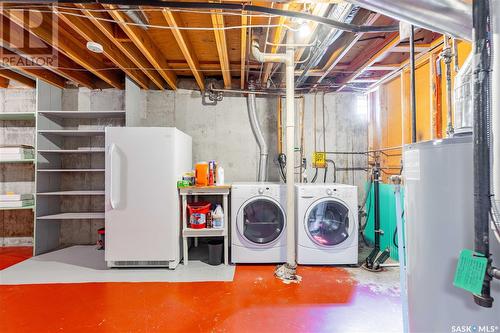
[251,33,296,267]
[285,31,295,266]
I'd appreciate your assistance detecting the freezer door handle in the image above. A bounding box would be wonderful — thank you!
[109,143,119,209]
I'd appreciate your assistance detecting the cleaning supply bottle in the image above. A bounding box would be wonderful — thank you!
[213,204,224,229]
[216,166,224,185]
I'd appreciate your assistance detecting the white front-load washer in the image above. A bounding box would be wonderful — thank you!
[296,183,358,265]
[231,182,286,263]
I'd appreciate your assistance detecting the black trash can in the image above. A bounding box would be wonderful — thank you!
[208,239,223,266]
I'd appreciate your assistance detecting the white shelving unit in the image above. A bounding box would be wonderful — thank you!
[0,107,36,242]
[34,81,125,255]
[179,186,230,266]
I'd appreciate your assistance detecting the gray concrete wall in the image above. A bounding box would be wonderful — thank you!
[132,90,367,190]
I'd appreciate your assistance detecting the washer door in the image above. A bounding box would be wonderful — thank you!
[237,197,285,245]
[305,198,353,247]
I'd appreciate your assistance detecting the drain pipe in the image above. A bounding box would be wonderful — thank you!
[247,84,268,181]
[252,32,297,275]
[491,0,500,243]
[472,0,494,307]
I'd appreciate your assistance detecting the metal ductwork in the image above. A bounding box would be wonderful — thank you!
[348,0,473,41]
[246,87,269,182]
[119,6,150,29]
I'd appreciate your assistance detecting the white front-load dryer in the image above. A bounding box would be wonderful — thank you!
[231,182,286,263]
[296,184,358,265]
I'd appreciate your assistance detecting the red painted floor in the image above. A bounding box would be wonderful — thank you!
[0,247,402,332]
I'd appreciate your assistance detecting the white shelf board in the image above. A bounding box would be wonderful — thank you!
[37,190,105,196]
[37,169,105,172]
[37,212,104,220]
[0,112,36,120]
[38,111,125,118]
[0,159,35,164]
[183,228,226,237]
[0,205,35,211]
[38,149,105,153]
[38,129,105,136]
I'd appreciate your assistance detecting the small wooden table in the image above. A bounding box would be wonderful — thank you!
[179,185,231,265]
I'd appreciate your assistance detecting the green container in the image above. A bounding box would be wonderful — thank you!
[363,182,405,260]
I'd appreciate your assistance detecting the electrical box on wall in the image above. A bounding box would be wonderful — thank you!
[312,152,326,168]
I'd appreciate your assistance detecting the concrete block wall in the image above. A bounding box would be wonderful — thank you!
[0,88,36,246]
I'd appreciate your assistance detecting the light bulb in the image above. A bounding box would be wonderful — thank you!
[298,23,311,39]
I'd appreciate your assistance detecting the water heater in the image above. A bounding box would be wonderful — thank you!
[404,136,500,332]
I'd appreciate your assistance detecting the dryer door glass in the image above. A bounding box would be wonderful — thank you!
[307,200,350,246]
[243,199,285,244]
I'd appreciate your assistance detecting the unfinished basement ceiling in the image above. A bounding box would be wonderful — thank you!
[0,1,446,92]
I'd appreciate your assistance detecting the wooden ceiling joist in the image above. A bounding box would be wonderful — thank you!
[163,10,205,91]
[5,10,123,89]
[57,10,151,89]
[76,4,166,90]
[0,67,36,88]
[315,12,378,85]
[211,10,232,89]
[0,47,66,88]
[106,5,177,90]
[261,3,289,85]
[0,76,9,88]
[336,32,400,89]
[0,13,96,88]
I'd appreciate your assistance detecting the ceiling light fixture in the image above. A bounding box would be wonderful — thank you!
[86,41,104,54]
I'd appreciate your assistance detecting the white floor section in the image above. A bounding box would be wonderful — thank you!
[0,245,235,285]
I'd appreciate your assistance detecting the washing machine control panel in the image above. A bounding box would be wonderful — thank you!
[258,188,265,194]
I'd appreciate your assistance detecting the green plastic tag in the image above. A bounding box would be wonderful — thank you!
[453,249,488,295]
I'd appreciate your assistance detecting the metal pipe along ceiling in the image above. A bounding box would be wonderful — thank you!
[348,0,473,41]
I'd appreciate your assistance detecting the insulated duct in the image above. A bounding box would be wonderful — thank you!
[295,3,357,87]
[246,88,268,182]
[348,0,472,41]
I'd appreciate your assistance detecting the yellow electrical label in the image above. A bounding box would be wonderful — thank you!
[312,152,326,168]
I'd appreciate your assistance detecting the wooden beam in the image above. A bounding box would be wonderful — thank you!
[106,5,177,90]
[391,44,431,53]
[0,47,66,88]
[240,12,247,89]
[211,10,231,88]
[6,10,123,89]
[0,76,9,88]
[57,9,150,89]
[76,4,166,90]
[0,67,36,88]
[336,32,400,88]
[368,64,401,71]
[0,13,97,88]
[261,3,289,84]
[163,10,205,91]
